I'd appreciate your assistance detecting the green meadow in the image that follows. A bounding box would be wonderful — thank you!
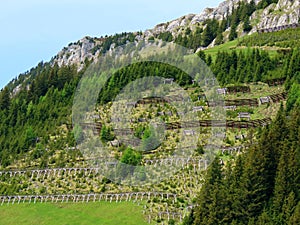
[0,202,149,225]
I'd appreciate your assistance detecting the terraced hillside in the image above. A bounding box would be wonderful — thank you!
[1,74,289,224]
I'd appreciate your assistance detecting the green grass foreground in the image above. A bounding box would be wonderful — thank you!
[0,202,149,225]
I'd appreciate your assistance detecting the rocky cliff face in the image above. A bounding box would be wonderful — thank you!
[145,0,234,37]
[52,0,300,69]
[251,0,300,33]
[53,37,101,71]
[145,0,262,36]
[146,0,300,35]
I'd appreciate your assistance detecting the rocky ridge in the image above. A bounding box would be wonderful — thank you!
[53,36,100,71]
[251,0,300,33]
[52,0,300,69]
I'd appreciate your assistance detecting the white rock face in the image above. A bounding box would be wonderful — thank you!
[53,37,99,69]
[147,0,261,33]
[191,0,241,24]
[145,0,264,37]
[252,0,300,31]
[146,0,299,37]
[145,14,195,36]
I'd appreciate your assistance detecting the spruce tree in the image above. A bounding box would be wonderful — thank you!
[289,202,300,225]
[0,87,11,111]
[243,16,252,32]
[229,25,238,41]
[241,141,276,221]
[215,20,225,46]
[194,157,223,225]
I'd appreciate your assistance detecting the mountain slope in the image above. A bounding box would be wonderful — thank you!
[0,1,299,224]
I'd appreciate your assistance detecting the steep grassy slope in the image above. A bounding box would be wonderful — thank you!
[204,27,300,60]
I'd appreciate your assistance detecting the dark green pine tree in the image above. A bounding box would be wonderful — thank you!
[215,18,226,46]
[289,202,300,225]
[275,109,300,222]
[286,83,300,112]
[229,25,238,41]
[206,54,212,66]
[197,50,206,64]
[225,156,248,224]
[215,26,224,45]
[268,104,288,161]
[230,6,240,28]
[257,209,273,224]
[194,157,223,225]
[272,145,290,210]
[0,87,11,111]
[253,62,263,82]
[271,140,299,223]
[287,49,300,81]
[235,52,246,83]
[228,65,236,84]
[281,192,298,223]
[202,26,213,47]
[243,16,252,32]
[201,19,218,47]
[240,138,278,222]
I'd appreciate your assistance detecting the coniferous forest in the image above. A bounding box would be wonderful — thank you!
[183,104,300,224]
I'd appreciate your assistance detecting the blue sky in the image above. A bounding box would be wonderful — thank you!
[0,0,222,89]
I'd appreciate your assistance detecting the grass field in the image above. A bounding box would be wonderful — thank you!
[204,38,279,61]
[0,202,149,225]
[204,39,239,58]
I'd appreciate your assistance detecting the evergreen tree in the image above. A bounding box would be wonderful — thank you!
[215,26,224,45]
[0,87,11,111]
[229,25,238,41]
[194,157,223,225]
[243,16,252,32]
[202,26,213,47]
[289,202,300,225]
[240,144,273,221]
[287,49,300,81]
[202,19,218,47]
